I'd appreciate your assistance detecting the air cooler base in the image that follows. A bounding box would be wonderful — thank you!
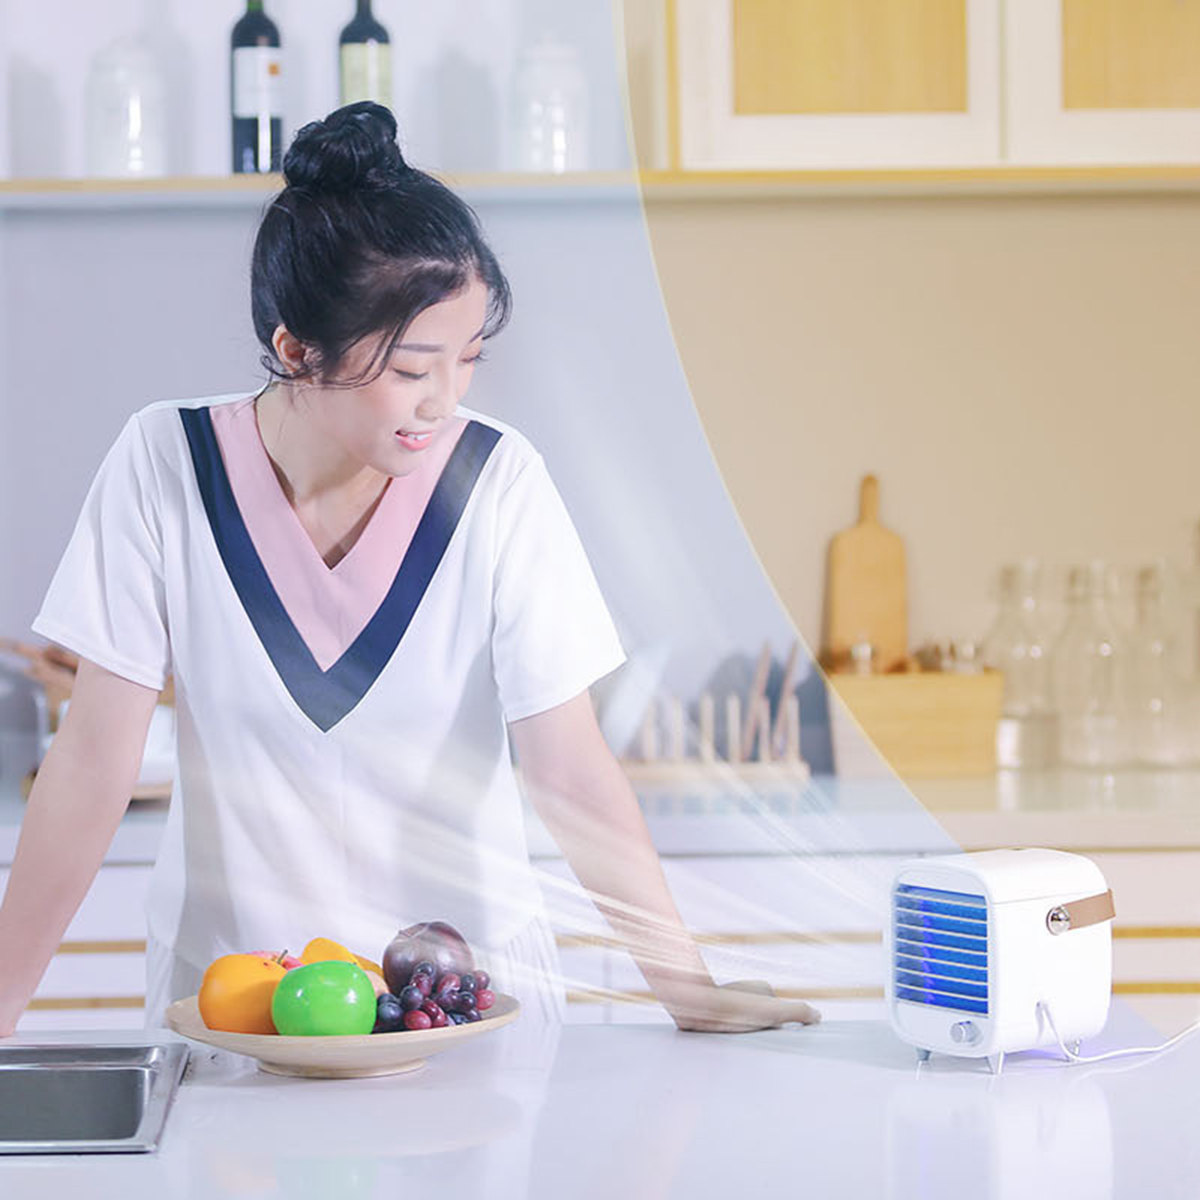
[915,1046,1007,1074]
[913,1041,1081,1074]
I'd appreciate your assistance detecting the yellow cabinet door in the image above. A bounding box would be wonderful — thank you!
[673,0,1002,168]
[1007,0,1200,164]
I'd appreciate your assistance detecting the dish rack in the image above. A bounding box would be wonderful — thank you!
[620,688,810,786]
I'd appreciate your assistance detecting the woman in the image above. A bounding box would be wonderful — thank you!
[0,104,819,1036]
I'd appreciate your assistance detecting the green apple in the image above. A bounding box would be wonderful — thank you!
[270,960,377,1036]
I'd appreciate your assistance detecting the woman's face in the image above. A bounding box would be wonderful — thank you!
[308,277,490,478]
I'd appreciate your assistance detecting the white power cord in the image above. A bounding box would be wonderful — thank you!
[1037,999,1200,1064]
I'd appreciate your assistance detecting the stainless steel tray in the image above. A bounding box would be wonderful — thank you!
[0,1043,189,1154]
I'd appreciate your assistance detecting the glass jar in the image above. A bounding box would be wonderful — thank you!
[981,562,1057,768]
[1051,562,1131,769]
[506,36,590,173]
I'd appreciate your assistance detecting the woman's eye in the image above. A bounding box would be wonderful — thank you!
[393,350,485,380]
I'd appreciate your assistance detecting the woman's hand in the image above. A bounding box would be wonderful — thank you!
[510,693,822,1036]
[665,979,820,1034]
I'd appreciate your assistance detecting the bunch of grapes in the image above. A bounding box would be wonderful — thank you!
[372,961,495,1033]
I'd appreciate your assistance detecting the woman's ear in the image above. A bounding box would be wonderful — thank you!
[272,325,308,374]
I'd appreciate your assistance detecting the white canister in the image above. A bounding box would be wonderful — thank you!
[85,37,168,178]
[507,36,590,174]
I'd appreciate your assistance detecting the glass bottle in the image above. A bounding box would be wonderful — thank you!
[1180,520,1200,690]
[1051,562,1131,769]
[1128,564,1192,766]
[981,562,1057,768]
[507,35,590,173]
[339,0,391,108]
[231,0,283,174]
[84,37,168,178]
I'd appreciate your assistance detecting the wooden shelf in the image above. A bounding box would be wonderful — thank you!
[2,164,1199,211]
[0,171,646,211]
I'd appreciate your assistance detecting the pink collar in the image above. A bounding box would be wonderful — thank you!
[209,396,467,671]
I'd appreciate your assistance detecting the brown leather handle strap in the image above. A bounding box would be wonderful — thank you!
[1046,890,1116,935]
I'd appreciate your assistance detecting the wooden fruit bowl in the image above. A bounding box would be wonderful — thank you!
[166,993,520,1079]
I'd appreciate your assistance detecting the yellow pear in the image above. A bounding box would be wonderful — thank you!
[300,936,382,976]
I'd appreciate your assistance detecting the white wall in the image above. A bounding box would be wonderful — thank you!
[0,192,828,758]
[641,191,1200,659]
[6,0,813,734]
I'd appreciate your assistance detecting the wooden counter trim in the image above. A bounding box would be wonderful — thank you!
[24,985,1200,1010]
[569,982,1200,1004]
[1113,982,1200,995]
[962,845,1200,856]
[27,996,144,1011]
[56,939,147,954]
[48,926,1200,959]
[566,985,884,1006]
[560,926,1200,950]
[556,930,883,950]
[1113,927,1200,939]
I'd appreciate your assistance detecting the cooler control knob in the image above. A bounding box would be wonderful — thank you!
[950,1020,981,1045]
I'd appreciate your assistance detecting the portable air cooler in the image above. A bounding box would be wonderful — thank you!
[887,849,1114,1064]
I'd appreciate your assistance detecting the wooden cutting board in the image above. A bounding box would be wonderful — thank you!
[821,474,907,672]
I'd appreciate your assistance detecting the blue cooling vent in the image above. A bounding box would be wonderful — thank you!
[893,883,989,1016]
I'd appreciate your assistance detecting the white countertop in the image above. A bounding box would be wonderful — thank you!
[0,1004,1195,1197]
[0,773,961,863]
[909,768,1200,851]
[8,766,1200,868]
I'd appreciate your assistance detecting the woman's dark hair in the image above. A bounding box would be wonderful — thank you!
[251,102,512,384]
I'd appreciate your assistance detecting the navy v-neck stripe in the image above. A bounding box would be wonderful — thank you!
[180,406,501,732]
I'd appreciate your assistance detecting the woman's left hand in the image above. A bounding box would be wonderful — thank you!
[665,979,821,1034]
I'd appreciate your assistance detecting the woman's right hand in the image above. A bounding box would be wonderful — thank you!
[664,979,821,1034]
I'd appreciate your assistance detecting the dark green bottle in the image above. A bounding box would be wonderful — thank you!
[231,0,282,173]
[339,0,391,107]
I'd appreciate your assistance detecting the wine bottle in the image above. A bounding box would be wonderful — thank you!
[231,0,282,174]
[339,0,391,108]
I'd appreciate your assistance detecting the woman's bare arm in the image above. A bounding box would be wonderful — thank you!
[509,692,819,1033]
[0,658,160,1035]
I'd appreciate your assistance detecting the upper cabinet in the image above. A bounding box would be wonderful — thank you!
[659,0,1200,172]
[675,0,1002,169]
[1006,0,1200,165]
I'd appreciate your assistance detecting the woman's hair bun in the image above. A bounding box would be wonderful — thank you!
[283,102,409,193]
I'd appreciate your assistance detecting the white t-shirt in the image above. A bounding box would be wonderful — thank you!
[33,394,625,986]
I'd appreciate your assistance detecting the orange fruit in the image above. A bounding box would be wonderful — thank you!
[198,953,287,1034]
